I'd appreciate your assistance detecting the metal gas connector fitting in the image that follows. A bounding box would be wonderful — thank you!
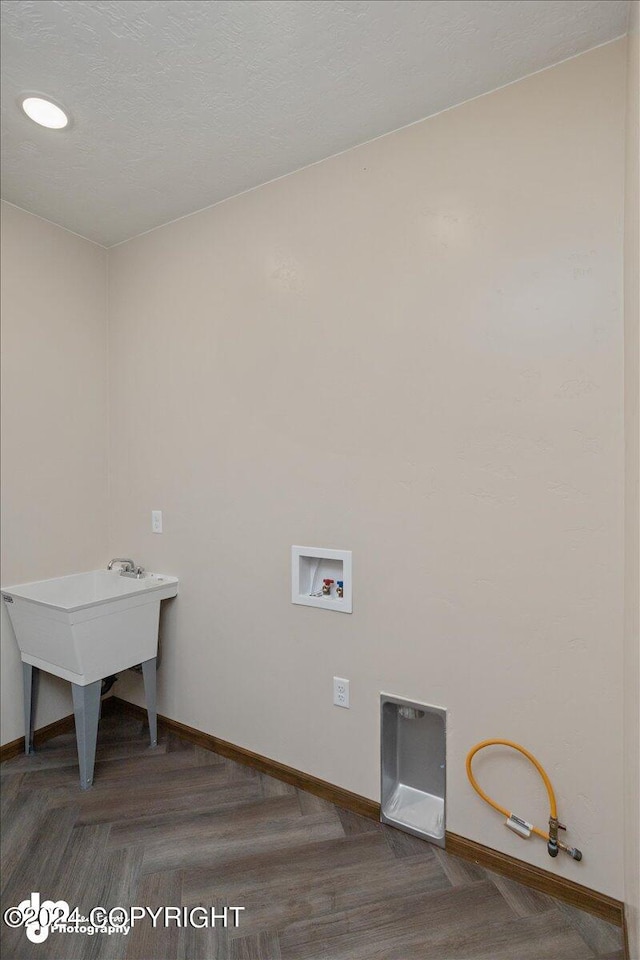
[548,816,583,861]
[547,816,562,857]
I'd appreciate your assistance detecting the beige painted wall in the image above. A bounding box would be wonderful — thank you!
[109,42,626,897]
[0,202,109,743]
[624,2,640,955]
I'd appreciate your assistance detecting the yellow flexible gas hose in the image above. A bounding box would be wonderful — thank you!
[466,739,582,861]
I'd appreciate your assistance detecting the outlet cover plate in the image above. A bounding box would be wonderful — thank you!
[333,677,350,708]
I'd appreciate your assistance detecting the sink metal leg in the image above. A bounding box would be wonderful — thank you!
[71,681,101,790]
[22,663,39,755]
[141,657,158,747]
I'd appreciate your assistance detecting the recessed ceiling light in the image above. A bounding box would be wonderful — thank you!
[19,95,69,130]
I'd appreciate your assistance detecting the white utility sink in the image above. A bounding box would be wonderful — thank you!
[2,569,178,685]
[2,568,178,789]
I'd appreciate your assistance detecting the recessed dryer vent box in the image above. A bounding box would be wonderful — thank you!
[380,694,446,848]
[291,546,352,613]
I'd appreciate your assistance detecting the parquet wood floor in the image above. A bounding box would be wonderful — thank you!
[0,706,624,960]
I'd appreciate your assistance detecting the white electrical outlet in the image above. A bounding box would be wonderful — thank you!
[151,510,163,534]
[333,677,350,709]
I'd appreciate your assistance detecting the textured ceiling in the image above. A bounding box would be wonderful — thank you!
[0,0,630,246]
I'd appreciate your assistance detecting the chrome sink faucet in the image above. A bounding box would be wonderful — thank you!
[107,558,145,579]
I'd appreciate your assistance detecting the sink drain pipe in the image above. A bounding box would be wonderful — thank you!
[466,739,582,861]
[101,674,118,697]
